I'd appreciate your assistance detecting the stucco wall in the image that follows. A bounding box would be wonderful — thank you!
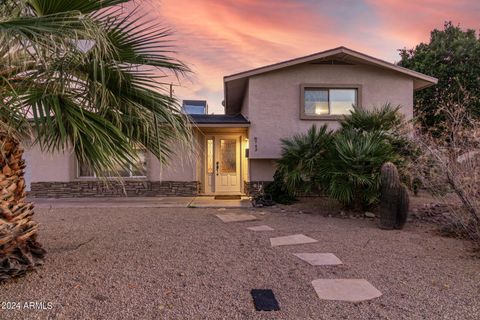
[249,159,277,181]
[246,63,414,164]
[149,130,201,182]
[147,146,197,182]
[23,142,75,185]
[24,134,199,186]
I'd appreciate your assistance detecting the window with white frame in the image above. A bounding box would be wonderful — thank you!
[78,149,147,178]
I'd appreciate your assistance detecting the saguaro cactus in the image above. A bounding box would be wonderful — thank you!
[379,162,410,230]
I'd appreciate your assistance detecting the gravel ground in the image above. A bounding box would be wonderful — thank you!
[0,206,479,320]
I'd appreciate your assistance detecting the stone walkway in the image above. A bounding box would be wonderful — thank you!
[217,211,382,305]
[293,253,343,266]
[31,196,251,209]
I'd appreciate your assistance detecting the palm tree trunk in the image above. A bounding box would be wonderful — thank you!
[0,132,45,282]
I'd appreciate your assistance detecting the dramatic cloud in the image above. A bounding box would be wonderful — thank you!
[138,0,479,113]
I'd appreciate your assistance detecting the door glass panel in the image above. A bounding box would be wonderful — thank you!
[220,139,236,173]
[207,139,214,174]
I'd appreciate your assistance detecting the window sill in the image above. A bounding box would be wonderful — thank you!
[300,115,346,121]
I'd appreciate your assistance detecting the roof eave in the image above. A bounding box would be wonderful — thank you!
[194,123,250,128]
[224,46,438,86]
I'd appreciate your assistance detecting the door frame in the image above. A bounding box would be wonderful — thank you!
[203,134,243,195]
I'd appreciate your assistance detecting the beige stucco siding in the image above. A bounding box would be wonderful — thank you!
[249,159,277,182]
[246,63,414,163]
[147,133,199,182]
[24,133,199,186]
[24,143,75,184]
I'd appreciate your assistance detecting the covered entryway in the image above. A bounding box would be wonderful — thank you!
[189,114,250,196]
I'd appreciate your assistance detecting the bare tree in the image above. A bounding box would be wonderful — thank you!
[412,89,480,246]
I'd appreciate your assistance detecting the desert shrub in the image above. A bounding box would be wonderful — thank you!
[340,104,403,132]
[264,170,297,204]
[277,104,411,209]
[412,91,480,247]
[319,129,396,209]
[276,124,333,193]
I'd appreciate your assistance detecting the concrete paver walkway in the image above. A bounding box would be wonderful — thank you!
[31,196,250,209]
[247,225,274,231]
[270,234,318,247]
[293,253,343,266]
[311,279,382,302]
[215,213,257,223]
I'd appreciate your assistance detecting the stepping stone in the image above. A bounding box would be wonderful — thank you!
[247,225,274,231]
[311,279,382,302]
[293,253,342,266]
[215,213,257,223]
[270,234,318,247]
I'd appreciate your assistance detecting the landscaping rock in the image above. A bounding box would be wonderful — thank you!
[365,212,376,218]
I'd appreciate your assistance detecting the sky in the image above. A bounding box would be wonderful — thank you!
[138,0,480,114]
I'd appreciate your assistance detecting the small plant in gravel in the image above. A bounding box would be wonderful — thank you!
[264,171,297,205]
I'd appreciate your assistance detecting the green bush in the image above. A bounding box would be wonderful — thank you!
[276,124,333,193]
[319,129,395,209]
[277,104,413,209]
[264,170,297,205]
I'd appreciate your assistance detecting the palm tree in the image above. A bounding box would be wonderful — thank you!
[0,0,192,281]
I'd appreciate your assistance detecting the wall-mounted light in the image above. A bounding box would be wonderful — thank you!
[254,137,258,152]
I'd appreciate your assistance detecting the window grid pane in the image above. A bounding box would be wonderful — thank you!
[78,149,147,178]
[329,89,356,115]
[131,149,147,177]
[304,88,357,116]
[304,89,329,115]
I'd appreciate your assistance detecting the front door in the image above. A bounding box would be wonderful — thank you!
[214,136,241,194]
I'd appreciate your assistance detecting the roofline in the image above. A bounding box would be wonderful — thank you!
[224,46,438,86]
[194,123,250,128]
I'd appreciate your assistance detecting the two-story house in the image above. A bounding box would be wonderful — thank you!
[26,47,437,198]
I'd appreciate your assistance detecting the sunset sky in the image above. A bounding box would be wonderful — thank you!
[140,0,479,113]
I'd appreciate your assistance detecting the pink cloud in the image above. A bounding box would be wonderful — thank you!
[134,0,479,112]
[367,0,480,45]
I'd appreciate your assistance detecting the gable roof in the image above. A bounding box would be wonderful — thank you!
[223,46,438,114]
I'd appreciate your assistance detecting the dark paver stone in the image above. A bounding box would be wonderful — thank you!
[251,289,280,311]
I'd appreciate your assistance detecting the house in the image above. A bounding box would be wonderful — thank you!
[25,47,437,198]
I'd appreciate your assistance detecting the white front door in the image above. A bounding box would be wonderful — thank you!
[214,136,241,194]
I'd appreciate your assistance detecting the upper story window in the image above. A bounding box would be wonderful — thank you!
[300,85,360,119]
[78,149,147,178]
[182,100,208,114]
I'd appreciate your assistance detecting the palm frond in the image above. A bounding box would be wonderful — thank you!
[1,0,192,178]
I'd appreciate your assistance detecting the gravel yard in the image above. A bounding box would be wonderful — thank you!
[1,205,479,319]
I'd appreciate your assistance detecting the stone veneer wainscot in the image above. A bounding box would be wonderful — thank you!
[29,181,200,198]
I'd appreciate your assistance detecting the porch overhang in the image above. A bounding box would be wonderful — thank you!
[189,114,250,127]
